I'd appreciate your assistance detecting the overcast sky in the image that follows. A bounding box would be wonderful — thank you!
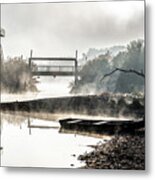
[1,0,144,59]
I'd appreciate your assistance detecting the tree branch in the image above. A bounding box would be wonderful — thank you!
[101,68,145,81]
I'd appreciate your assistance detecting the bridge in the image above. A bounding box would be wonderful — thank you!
[29,50,80,85]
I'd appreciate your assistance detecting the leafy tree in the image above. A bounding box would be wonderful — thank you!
[114,40,144,93]
[71,54,112,94]
[71,40,144,94]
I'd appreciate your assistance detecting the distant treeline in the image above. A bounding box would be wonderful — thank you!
[71,40,144,94]
[0,57,37,93]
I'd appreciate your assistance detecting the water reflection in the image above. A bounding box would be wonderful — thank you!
[1,113,110,168]
[27,118,60,135]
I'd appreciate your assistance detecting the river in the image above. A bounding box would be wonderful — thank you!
[1,76,74,102]
[0,76,111,168]
[1,113,110,168]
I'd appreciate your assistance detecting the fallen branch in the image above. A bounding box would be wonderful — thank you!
[101,68,145,81]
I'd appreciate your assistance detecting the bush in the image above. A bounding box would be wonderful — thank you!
[1,57,37,93]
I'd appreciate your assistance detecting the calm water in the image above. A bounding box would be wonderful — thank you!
[1,113,110,168]
[1,76,96,103]
[1,76,75,102]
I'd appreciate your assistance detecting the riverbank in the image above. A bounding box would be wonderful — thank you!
[0,94,144,118]
[1,93,145,169]
[78,132,145,170]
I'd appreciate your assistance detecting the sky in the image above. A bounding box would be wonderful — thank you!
[1,0,144,59]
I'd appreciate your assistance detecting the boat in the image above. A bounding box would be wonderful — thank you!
[59,118,144,135]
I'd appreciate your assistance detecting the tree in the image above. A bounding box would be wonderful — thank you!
[101,68,145,81]
[71,40,144,94]
[113,40,144,93]
[1,57,37,93]
[71,54,111,94]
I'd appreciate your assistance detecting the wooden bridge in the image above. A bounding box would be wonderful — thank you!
[29,50,80,84]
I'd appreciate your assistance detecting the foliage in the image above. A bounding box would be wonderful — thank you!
[113,40,144,93]
[71,40,144,94]
[71,54,112,94]
[1,57,37,93]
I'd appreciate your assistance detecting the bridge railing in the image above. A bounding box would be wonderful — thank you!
[29,50,79,84]
[32,65,82,73]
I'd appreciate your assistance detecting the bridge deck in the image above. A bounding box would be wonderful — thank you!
[32,71,75,76]
[32,65,81,76]
[30,57,76,61]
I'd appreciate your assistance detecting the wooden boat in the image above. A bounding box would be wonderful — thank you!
[59,118,144,135]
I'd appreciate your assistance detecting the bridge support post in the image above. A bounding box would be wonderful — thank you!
[75,50,78,85]
[29,49,33,69]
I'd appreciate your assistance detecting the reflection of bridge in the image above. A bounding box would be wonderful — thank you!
[29,50,80,85]
[27,118,59,135]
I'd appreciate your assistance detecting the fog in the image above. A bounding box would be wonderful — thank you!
[0,1,144,102]
[1,1,144,58]
[1,76,74,102]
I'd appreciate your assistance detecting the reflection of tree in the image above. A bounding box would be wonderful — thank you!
[1,113,27,127]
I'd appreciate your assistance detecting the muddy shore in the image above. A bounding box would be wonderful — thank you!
[78,132,145,170]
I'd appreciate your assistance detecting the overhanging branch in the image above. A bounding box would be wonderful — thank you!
[101,68,145,81]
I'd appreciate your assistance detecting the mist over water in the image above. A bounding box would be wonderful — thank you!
[1,76,75,102]
[36,76,74,97]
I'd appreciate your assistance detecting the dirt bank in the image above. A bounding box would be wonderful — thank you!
[0,94,144,118]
